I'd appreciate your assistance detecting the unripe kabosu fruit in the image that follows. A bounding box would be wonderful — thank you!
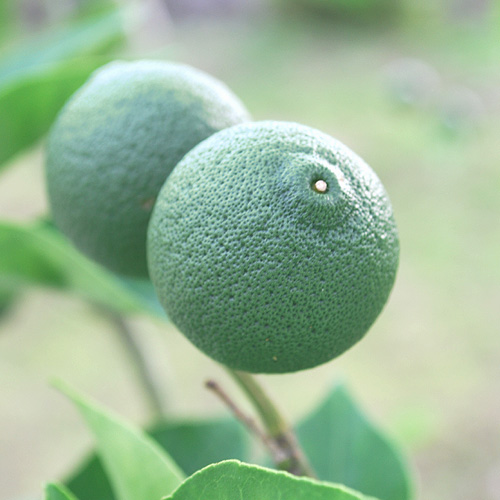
[45,60,250,277]
[147,121,399,374]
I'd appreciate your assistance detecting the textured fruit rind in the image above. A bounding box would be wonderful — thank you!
[46,60,250,277]
[148,121,399,373]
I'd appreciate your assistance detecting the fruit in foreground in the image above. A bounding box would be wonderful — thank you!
[148,121,399,374]
[45,60,250,277]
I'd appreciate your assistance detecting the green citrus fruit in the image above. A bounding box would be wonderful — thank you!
[148,121,399,373]
[45,60,250,277]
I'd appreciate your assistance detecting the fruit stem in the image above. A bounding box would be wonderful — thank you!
[103,308,167,420]
[227,369,317,478]
[205,379,278,451]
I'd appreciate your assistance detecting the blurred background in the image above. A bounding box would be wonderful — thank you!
[0,1,499,499]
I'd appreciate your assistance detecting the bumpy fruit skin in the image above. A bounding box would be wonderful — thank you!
[45,60,250,277]
[148,121,399,374]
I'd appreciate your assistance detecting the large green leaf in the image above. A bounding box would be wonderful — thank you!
[295,383,414,500]
[0,219,165,317]
[164,460,375,500]
[66,418,250,500]
[55,381,185,500]
[45,483,80,500]
[0,9,124,166]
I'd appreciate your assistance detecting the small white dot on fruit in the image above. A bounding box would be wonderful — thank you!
[313,179,328,193]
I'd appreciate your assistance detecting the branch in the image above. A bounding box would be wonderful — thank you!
[208,371,317,478]
[102,308,167,420]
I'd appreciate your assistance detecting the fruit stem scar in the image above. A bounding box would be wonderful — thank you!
[313,179,328,193]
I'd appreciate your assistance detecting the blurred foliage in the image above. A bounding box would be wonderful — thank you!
[274,0,496,29]
[286,0,402,21]
[0,1,135,320]
[0,282,16,318]
[277,0,404,24]
[0,219,165,317]
[0,0,118,46]
[0,8,124,167]
[0,9,122,85]
[296,383,414,500]
[0,56,112,167]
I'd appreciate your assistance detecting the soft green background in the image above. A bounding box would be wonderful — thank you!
[1,1,499,500]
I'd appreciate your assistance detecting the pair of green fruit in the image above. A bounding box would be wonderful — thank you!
[46,60,399,374]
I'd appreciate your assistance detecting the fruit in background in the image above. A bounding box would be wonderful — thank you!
[148,121,399,373]
[45,60,250,277]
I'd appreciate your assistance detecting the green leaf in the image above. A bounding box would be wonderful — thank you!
[151,418,250,476]
[0,219,165,317]
[55,381,185,500]
[45,483,80,500]
[164,460,374,500]
[66,454,115,500]
[0,9,124,166]
[66,418,250,500]
[0,57,112,167]
[0,10,123,86]
[295,383,414,500]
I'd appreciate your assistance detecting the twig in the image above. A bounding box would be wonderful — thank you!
[206,380,289,463]
[208,371,317,478]
[103,308,166,419]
